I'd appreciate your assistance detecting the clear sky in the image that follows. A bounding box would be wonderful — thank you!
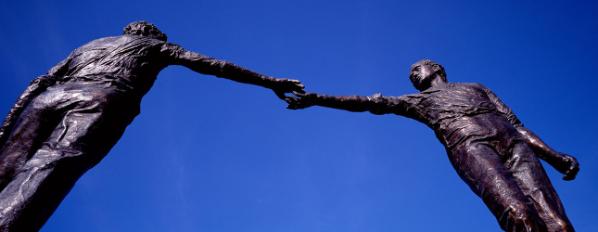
[0,0,597,231]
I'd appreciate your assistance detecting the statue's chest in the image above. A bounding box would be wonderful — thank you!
[422,86,488,108]
[413,86,495,121]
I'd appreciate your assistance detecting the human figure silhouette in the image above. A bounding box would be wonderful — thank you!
[0,21,304,231]
[287,59,578,232]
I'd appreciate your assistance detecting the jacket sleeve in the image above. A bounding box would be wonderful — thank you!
[482,85,524,128]
[159,43,280,89]
[307,93,414,116]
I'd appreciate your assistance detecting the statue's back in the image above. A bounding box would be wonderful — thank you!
[58,35,166,89]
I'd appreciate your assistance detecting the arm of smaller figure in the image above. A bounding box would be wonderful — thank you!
[516,127,578,180]
[161,43,304,99]
[287,92,408,116]
[483,86,579,180]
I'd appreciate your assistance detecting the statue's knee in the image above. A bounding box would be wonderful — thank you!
[500,205,543,231]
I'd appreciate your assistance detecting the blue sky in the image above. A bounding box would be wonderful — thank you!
[1,0,597,231]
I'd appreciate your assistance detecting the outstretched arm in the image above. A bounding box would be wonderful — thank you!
[483,86,579,180]
[288,92,410,116]
[161,43,303,98]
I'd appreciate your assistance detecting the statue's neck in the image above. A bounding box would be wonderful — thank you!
[428,75,448,89]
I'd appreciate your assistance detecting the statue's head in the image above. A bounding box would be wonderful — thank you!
[409,59,447,91]
[123,21,168,41]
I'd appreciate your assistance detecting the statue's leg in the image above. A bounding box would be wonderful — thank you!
[449,142,545,232]
[0,89,138,231]
[506,142,574,232]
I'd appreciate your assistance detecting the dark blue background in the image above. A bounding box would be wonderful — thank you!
[1,1,596,231]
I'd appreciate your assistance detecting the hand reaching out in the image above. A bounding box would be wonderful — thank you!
[285,92,317,110]
[272,78,305,102]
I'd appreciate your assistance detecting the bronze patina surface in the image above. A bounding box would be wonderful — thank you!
[0,21,304,231]
[287,59,578,232]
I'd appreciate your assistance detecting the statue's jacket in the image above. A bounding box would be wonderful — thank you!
[384,83,525,154]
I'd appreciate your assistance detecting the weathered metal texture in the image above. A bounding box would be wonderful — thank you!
[288,59,578,232]
[0,21,303,231]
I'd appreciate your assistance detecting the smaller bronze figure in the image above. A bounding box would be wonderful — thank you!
[287,59,578,232]
[0,21,303,231]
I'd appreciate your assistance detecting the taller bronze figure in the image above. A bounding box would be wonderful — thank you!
[288,59,578,232]
[0,21,304,231]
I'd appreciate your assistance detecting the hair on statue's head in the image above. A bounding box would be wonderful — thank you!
[123,21,168,41]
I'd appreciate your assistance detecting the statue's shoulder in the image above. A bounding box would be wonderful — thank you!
[81,36,121,47]
[454,82,488,90]
[76,35,163,51]
[71,36,165,56]
[71,36,122,53]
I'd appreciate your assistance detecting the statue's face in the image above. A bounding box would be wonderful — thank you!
[410,63,436,82]
[409,63,437,90]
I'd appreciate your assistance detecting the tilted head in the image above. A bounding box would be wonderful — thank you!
[123,21,168,41]
[409,59,447,91]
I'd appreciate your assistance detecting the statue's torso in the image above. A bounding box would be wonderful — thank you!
[403,83,521,149]
[58,35,168,94]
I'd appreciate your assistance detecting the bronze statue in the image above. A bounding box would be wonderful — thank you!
[0,21,304,231]
[287,59,579,232]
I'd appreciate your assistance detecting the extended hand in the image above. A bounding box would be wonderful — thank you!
[559,153,579,181]
[272,78,305,101]
[286,92,317,110]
